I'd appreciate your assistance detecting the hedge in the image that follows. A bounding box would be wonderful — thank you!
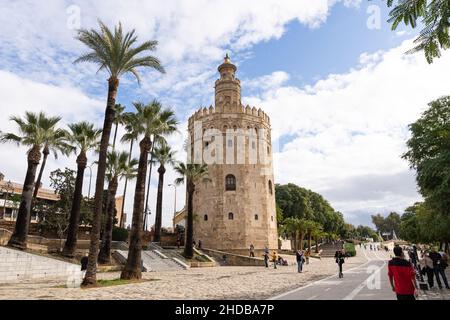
[344,242,356,257]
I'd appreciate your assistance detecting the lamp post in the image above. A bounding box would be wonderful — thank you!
[87,162,95,199]
[168,183,177,224]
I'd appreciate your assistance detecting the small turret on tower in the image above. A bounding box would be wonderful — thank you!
[215,54,241,112]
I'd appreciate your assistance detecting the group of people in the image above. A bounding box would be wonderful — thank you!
[251,244,310,271]
[415,246,449,290]
[388,245,449,300]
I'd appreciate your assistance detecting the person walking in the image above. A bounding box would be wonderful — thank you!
[263,247,269,268]
[296,250,305,273]
[335,249,346,278]
[388,246,418,300]
[198,240,202,249]
[271,251,278,269]
[80,253,89,278]
[429,247,450,289]
[305,248,310,265]
[249,244,255,258]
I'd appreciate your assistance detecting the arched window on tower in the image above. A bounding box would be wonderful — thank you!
[268,180,273,195]
[204,215,208,221]
[225,174,236,191]
[228,212,234,220]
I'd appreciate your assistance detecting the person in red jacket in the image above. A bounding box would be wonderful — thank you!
[388,246,418,300]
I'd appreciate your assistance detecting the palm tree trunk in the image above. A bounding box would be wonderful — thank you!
[294,230,299,251]
[83,77,119,287]
[315,236,319,253]
[120,140,134,228]
[32,145,49,201]
[8,145,41,250]
[112,122,119,151]
[184,181,195,259]
[308,232,312,252]
[143,142,155,231]
[154,165,165,243]
[62,151,87,258]
[300,232,305,250]
[121,137,151,280]
[98,177,118,264]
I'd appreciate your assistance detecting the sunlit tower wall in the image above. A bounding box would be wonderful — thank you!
[186,55,278,252]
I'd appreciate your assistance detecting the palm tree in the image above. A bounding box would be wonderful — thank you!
[120,101,177,280]
[62,122,102,258]
[282,217,308,251]
[32,116,71,202]
[119,112,139,228]
[306,220,322,252]
[98,151,138,264]
[75,20,165,286]
[0,112,48,249]
[112,104,126,150]
[151,140,176,242]
[143,134,166,231]
[174,162,210,259]
[386,0,450,63]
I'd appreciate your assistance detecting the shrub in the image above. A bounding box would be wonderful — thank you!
[112,227,129,242]
[344,242,356,257]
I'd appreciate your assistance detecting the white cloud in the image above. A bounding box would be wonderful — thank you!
[244,39,450,225]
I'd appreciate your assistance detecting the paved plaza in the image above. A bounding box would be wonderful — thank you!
[0,246,448,300]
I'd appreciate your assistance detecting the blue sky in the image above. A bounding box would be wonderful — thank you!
[0,0,447,229]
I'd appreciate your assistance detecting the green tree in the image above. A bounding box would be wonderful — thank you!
[385,0,450,63]
[98,151,138,264]
[151,140,176,242]
[403,96,450,217]
[120,101,177,280]
[62,122,102,258]
[75,21,165,286]
[174,163,210,259]
[0,112,48,249]
[37,168,76,250]
[32,117,71,202]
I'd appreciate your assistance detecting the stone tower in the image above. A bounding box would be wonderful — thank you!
[187,55,278,252]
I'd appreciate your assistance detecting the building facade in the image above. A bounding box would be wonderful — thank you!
[184,55,278,251]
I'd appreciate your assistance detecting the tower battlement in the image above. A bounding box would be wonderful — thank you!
[188,104,271,126]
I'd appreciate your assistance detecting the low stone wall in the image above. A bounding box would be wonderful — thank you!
[201,248,266,267]
[0,246,82,285]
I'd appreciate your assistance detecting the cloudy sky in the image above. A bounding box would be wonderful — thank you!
[0,0,448,228]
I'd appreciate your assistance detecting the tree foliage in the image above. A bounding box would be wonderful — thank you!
[385,0,450,63]
[275,183,345,235]
[371,212,402,236]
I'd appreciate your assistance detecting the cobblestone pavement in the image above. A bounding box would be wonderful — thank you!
[0,252,367,300]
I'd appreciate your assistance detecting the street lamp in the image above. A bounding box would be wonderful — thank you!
[87,162,96,199]
[168,183,177,220]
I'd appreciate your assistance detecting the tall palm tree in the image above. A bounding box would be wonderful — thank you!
[306,221,322,252]
[282,217,308,251]
[62,122,102,258]
[119,112,139,228]
[151,140,176,242]
[98,151,138,264]
[112,104,126,151]
[174,162,210,259]
[0,112,48,249]
[75,20,165,286]
[32,116,71,202]
[121,101,177,280]
[143,134,166,231]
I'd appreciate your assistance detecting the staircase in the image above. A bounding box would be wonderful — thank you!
[319,241,344,258]
[115,248,189,272]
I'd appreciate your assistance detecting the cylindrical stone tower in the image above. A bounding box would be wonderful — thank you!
[187,55,278,252]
